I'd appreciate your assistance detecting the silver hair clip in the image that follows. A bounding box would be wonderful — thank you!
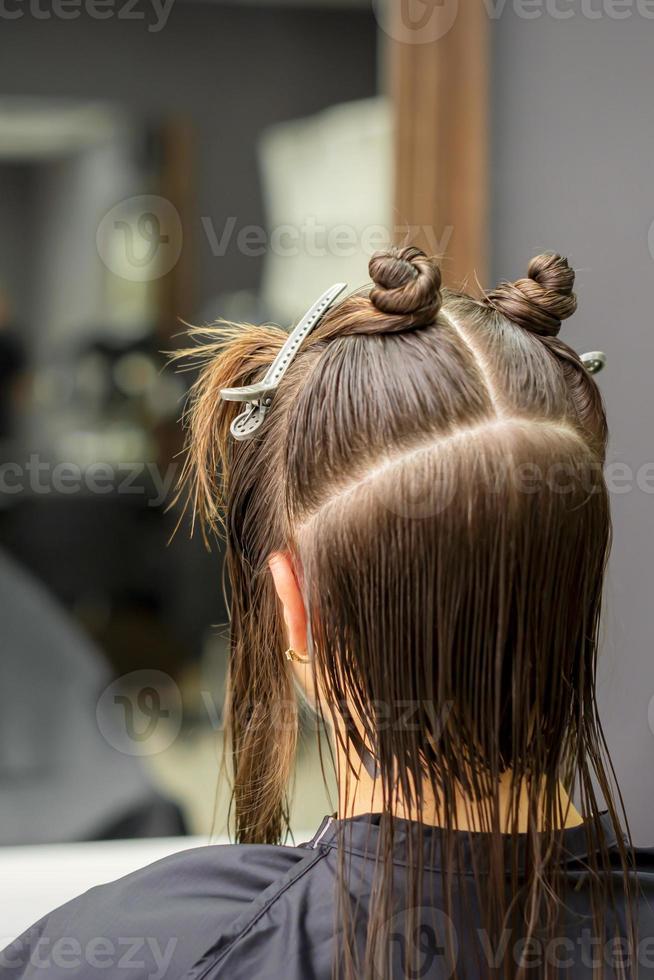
[581,351,607,375]
[220,282,347,441]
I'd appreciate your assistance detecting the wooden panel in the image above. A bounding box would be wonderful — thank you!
[157,117,195,343]
[390,2,490,292]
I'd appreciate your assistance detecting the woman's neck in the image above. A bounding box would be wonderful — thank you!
[336,744,583,832]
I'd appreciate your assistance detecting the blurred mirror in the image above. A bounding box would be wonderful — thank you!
[0,0,386,847]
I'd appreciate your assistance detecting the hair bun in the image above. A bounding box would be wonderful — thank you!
[486,252,577,337]
[368,245,442,329]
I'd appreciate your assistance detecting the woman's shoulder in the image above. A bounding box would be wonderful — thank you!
[0,838,322,980]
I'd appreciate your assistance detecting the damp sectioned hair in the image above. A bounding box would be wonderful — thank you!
[174,245,636,980]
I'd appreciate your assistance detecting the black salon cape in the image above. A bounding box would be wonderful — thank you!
[3,813,654,979]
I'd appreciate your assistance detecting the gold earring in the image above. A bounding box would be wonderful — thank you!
[285,648,310,664]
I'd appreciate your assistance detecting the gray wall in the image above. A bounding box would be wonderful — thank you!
[492,10,654,842]
[0,2,377,319]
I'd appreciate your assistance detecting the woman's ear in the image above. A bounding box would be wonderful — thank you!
[268,552,308,656]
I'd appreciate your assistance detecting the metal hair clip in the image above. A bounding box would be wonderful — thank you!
[220,282,347,441]
[580,351,607,375]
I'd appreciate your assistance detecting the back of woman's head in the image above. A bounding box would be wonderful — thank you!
[178,245,629,979]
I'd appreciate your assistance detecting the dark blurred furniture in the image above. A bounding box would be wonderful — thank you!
[0,494,225,676]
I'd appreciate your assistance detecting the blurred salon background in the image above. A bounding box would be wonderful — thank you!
[0,0,653,865]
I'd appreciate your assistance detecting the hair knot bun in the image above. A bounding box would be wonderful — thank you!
[368,245,442,330]
[486,252,577,338]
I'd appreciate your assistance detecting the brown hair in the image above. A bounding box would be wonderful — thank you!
[176,245,634,979]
